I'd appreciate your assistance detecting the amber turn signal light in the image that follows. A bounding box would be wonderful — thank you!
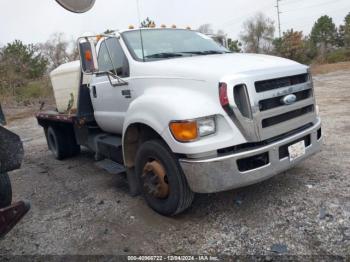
[85,50,92,61]
[169,121,198,142]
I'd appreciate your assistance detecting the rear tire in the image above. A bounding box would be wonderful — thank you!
[135,139,194,216]
[0,173,12,208]
[47,126,71,160]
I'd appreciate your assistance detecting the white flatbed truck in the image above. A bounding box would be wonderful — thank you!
[36,28,322,216]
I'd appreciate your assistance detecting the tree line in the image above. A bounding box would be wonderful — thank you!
[0,13,349,100]
[230,12,350,64]
[0,33,78,98]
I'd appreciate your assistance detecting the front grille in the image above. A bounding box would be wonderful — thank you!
[262,105,314,128]
[255,74,308,93]
[259,89,312,111]
[227,72,315,142]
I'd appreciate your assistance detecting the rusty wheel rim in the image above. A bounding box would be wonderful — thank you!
[142,160,169,199]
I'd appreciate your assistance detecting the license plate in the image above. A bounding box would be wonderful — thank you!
[288,140,306,161]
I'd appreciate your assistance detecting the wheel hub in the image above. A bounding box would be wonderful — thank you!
[142,160,169,199]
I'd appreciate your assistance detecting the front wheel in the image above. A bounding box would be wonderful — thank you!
[0,173,12,208]
[135,140,194,216]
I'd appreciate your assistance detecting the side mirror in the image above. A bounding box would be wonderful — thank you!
[55,0,96,13]
[78,37,99,74]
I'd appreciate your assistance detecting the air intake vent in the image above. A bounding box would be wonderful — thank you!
[262,105,314,128]
[255,74,308,93]
[259,89,312,111]
[234,84,252,119]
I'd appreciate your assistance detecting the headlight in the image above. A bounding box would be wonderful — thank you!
[197,117,216,137]
[169,116,216,142]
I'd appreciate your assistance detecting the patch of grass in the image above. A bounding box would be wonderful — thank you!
[0,78,53,103]
[17,82,42,99]
[13,78,53,103]
[325,49,350,64]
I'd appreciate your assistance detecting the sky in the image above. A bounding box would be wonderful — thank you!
[0,0,349,46]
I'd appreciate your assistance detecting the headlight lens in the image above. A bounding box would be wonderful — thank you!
[198,117,216,137]
[169,117,216,142]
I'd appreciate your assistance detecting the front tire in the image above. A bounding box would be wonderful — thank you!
[0,173,12,208]
[135,140,194,216]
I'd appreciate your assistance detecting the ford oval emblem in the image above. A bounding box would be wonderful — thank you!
[281,94,297,105]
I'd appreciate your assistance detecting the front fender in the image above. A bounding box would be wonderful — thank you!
[123,87,246,155]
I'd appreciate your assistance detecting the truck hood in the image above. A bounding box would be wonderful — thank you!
[135,53,306,80]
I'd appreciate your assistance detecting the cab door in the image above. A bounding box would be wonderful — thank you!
[90,37,131,134]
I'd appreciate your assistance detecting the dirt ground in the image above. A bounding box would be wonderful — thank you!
[311,61,350,76]
[0,70,349,256]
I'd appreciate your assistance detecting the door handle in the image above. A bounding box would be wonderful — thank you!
[92,86,97,98]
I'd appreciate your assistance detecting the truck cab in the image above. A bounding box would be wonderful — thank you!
[37,28,322,216]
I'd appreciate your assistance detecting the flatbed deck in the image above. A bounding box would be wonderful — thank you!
[36,111,77,123]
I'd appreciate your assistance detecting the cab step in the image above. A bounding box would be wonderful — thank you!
[95,159,126,175]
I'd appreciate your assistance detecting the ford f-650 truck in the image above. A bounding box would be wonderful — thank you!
[36,28,322,216]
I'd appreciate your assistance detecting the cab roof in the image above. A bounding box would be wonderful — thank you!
[119,27,192,34]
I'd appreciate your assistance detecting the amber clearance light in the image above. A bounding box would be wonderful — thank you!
[169,121,198,142]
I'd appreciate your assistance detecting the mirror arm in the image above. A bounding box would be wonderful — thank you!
[106,72,128,87]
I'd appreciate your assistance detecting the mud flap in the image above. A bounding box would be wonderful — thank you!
[0,126,24,173]
[127,168,141,197]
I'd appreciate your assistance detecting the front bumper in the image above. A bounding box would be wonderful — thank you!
[179,118,322,193]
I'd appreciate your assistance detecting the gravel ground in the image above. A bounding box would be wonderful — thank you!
[0,70,349,256]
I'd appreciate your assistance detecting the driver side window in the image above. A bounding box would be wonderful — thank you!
[98,38,129,77]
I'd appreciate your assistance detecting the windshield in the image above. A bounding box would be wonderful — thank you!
[122,29,229,61]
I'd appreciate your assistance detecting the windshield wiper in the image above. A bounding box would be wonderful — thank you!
[144,52,184,59]
[182,50,229,55]
[144,51,231,59]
